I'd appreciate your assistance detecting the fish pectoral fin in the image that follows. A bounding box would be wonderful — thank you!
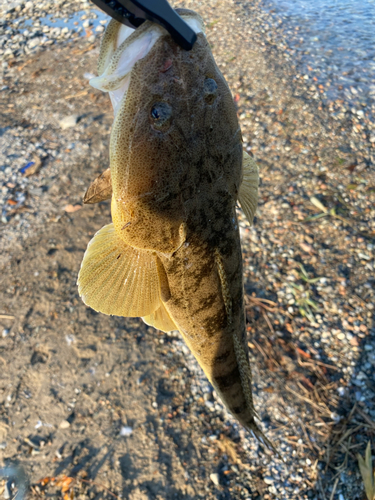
[78,223,161,317]
[142,302,178,333]
[238,151,259,226]
[83,168,112,204]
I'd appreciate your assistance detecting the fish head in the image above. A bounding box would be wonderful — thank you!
[91,10,242,253]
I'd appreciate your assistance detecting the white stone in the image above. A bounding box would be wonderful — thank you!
[120,426,133,436]
[28,37,41,49]
[210,473,220,486]
[59,114,79,130]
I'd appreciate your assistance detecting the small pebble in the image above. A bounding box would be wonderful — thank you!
[120,426,133,437]
[264,477,274,485]
[59,114,79,130]
[59,420,70,429]
[210,473,220,486]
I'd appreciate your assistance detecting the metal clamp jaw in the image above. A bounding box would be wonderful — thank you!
[89,0,197,50]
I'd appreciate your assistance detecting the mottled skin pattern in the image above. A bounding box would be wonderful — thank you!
[110,28,242,255]
[79,10,274,449]
[112,27,268,443]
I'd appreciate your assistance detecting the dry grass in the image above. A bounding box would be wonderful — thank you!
[358,441,375,500]
[246,295,375,498]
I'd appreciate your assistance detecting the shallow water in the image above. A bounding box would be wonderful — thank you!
[262,0,375,102]
[22,8,108,35]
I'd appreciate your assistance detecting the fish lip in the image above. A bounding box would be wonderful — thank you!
[89,27,162,93]
[90,12,205,114]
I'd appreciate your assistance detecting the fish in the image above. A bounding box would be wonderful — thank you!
[78,8,275,452]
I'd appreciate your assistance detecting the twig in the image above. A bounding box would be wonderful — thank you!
[253,340,267,359]
[286,385,330,415]
[248,297,277,307]
[298,418,317,453]
[334,436,351,472]
[253,340,279,368]
[356,408,375,430]
[65,90,88,100]
[262,310,274,333]
[0,315,15,320]
[351,421,375,430]
[324,425,362,471]
[317,476,328,500]
[329,477,339,500]
[247,296,278,312]
[298,358,339,371]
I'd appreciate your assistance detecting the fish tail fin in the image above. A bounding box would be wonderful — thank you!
[232,332,280,457]
[77,223,161,317]
[245,417,281,457]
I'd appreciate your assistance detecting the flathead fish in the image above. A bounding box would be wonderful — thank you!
[78,9,274,451]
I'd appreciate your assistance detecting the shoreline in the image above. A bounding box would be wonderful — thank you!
[234,0,375,171]
[1,0,374,172]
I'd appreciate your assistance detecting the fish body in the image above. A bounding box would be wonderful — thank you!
[78,9,273,450]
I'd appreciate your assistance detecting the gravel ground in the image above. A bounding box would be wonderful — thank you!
[0,0,374,499]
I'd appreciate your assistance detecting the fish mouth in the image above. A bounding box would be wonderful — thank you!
[89,11,204,116]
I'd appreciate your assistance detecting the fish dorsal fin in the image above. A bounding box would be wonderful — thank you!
[78,223,160,317]
[215,249,233,324]
[238,151,259,226]
[142,303,178,333]
[83,168,112,204]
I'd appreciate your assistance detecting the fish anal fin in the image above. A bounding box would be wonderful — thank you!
[78,223,160,317]
[83,168,112,204]
[142,302,178,333]
[238,151,259,226]
[156,256,171,303]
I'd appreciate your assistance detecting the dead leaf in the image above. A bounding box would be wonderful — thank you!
[56,475,74,493]
[285,323,294,334]
[310,196,327,213]
[83,168,112,204]
[39,477,54,486]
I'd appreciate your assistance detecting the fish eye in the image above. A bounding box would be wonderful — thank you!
[204,78,218,104]
[150,102,172,131]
